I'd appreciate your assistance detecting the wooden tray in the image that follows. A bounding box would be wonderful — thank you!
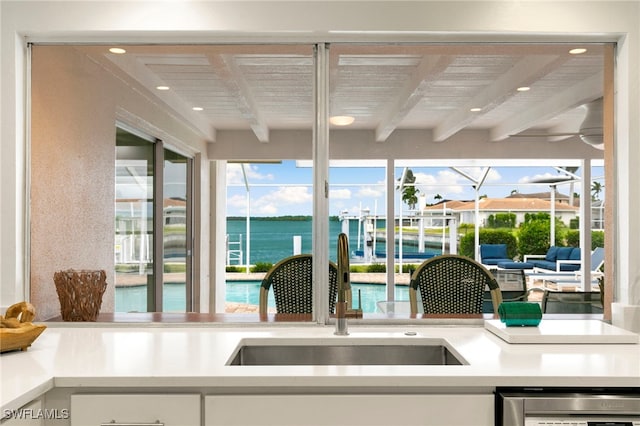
[0,323,47,353]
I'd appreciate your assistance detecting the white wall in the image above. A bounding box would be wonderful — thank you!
[1,1,638,322]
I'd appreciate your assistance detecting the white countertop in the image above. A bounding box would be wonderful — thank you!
[1,321,639,412]
[485,319,640,344]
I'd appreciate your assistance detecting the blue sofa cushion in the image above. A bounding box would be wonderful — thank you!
[556,247,573,260]
[530,260,557,270]
[480,244,508,261]
[545,246,559,262]
[559,262,581,272]
[569,247,581,260]
[497,261,534,270]
[483,258,512,266]
[530,258,581,272]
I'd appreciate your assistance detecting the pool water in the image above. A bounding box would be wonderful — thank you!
[116,282,409,313]
[227,281,410,313]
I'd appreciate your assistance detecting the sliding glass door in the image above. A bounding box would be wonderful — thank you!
[115,127,193,312]
[163,149,193,312]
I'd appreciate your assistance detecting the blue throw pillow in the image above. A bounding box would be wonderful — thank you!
[545,246,559,262]
[556,247,573,260]
[569,247,581,260]
[481,244,507,260]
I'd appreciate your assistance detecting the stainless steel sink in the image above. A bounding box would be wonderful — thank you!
[227,338,466,366]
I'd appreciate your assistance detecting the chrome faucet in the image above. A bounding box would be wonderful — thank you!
[335,232,351,335]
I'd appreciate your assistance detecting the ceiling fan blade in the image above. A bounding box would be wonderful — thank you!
[509,98,603,147]
[509,132,580,137]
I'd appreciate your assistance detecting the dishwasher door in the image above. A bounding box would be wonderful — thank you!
[497,389,640,426]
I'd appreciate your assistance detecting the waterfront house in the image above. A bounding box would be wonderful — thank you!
[422,198,579,228]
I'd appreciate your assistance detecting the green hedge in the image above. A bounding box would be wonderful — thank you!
[251,262,273,273]
[164,262,186,273]
[487,213,516,228]
[366,263,386,273]
[459,229,518,259]
[565,229,605,250]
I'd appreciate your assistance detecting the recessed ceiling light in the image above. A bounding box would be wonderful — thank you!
[156,86,170,91]
[470,107,482,112]
[569,48,587,55]
[109,47,126,54]
[329,115,355,126]
[516,86,530,92]
[192,107,203,111]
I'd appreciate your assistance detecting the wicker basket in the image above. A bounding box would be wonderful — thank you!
[54,269,107,321]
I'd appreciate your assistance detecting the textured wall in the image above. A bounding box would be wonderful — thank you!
[29,46,208,319]
[30,46,117,320]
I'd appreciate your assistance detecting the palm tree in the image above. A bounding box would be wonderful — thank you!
[397,169,420,209]
[591,181,603,201]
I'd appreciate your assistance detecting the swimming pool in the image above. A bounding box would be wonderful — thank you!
[227,280,410,313]
[115,281,409,313]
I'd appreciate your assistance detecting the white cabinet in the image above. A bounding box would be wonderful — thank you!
[1,399,44,426]
[204,394,494,426]
[70,394,200,426]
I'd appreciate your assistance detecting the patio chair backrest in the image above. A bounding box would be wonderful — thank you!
[409,254,502,315]
[259,254,340,315]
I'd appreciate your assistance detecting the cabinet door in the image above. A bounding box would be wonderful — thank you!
[1,399,44,426]
[70,394,199,426]
[204,394,494,426]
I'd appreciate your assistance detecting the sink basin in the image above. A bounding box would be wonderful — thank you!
[227,338,466,366]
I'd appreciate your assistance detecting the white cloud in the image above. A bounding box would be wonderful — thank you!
[250,186,313,215]
[254,203,279,215]
[263,186,312,204]
[356,186,383,198]
[227,194,247,209]
[330,188,352,199]
[485,168,502,182]
[413,170,464,196]
[519,172,558,184]
[226,163,274,185]
[452,167,502,183]
[409,168,503,199]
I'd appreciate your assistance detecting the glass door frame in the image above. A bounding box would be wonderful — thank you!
[116,123,195,313]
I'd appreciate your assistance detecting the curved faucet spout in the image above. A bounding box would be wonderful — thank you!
[335,232,350,335]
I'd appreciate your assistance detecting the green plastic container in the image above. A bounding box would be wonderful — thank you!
[498,302,542,327]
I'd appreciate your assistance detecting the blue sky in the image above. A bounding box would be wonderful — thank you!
[226,161,605,217]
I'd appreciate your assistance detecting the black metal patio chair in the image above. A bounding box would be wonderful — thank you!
[259,254,341,315]
[409,254,502,315]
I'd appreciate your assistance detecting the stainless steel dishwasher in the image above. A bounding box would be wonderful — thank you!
[496,388,640,426]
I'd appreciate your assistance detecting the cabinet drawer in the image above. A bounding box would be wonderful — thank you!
[70,394,200,426]
[204,394,494,426]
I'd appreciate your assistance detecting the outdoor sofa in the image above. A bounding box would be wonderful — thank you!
[479,244,533,270]
[524,246,581,273]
